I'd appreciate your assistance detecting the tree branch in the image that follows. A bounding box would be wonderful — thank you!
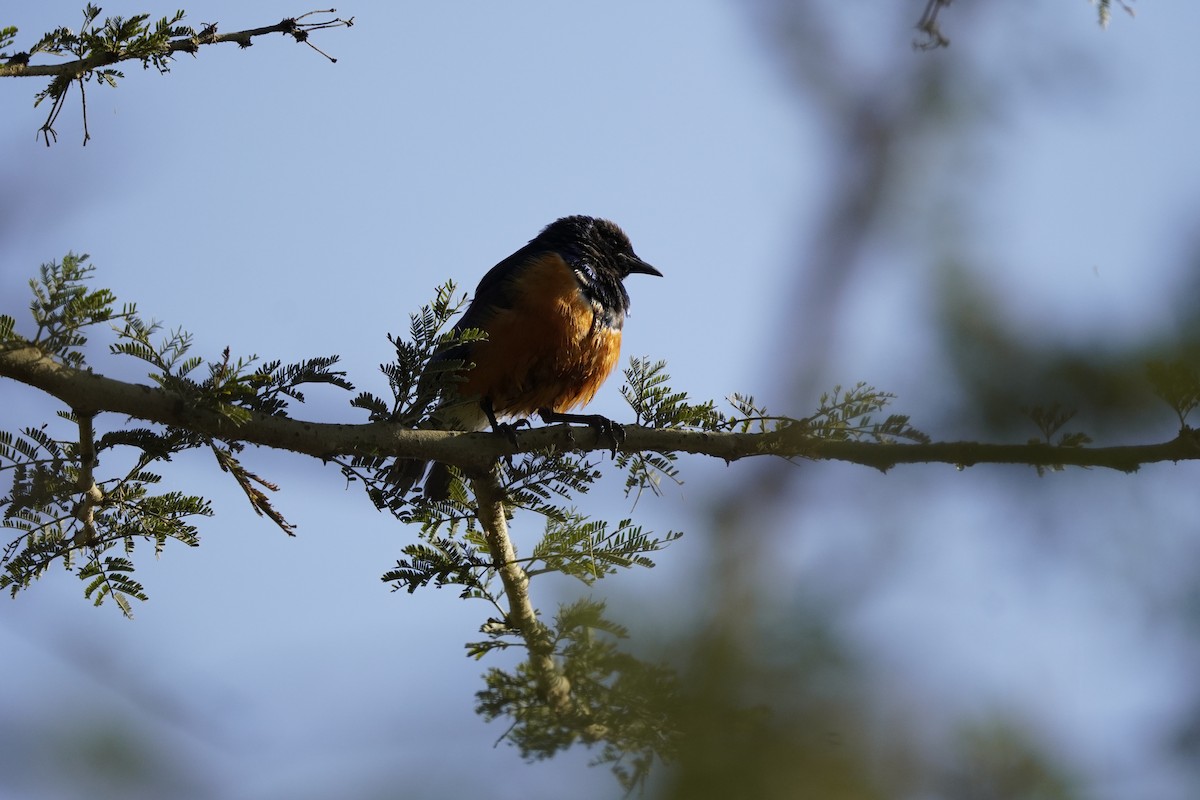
[71,410,103,546]
[472,467,571,710]
[0,13,352,79]
[2,343,1197,472]
[2,10,352,144]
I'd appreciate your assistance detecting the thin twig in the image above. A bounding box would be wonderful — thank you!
[78,77,89,146]
[915,0,952,50]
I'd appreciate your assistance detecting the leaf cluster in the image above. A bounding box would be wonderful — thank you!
[802,382,930,445]
[528,513,682,585]
[112,314,351,424]
[25,6,192,74]
[20,6,194,144]
[11,253,134,367]
[1094,0,1137,30]
[382,533,492,599]
[475,598,680,794]
[384,487,681,622]
[2,255,352,612]
[340,282,482,514]
[1147,360,1200,428]
[617,363,929,498]
[349,281,472,426]
[617,357,734,499]
[0,25,17,56]
[1020,403,1095,476]
[1,419,211,617]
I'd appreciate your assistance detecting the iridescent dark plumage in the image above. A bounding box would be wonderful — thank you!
[403,215,661,500]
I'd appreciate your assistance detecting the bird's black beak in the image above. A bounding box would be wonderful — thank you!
[623,254,662,278]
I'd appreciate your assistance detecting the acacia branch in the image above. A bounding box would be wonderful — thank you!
[0,12,352,80]
[2,344,1198,472]
[2,10,352,144]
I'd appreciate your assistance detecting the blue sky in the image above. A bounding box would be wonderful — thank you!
[3,2,1200,798]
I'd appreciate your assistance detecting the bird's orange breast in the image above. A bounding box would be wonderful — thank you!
[457,253,623,417]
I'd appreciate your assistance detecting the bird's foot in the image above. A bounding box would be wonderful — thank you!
[491,417,531,448]
[538,409,625,457]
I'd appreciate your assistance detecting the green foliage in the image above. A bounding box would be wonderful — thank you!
[476,598,680,795]
[501,452,603,519]
[26,253,134,367]
[111,315,351,425]
[1,415,212,617]
[941,721,1080,799]
[27,6,194,81]
[0,25,17,54]
[107,299,350,534]
[1094,0,1136,30]
[617,363,928,498]
[342,281,478,515]
[804,383,930,444]
[1021,402,1093,476]
[1146,360,1200,427]
[529,513,682,584]
[383,534,493,599]
[384,499,679,612]
[364,309,943,792]
[622,357,726,431]
[80,555,147,616]
[8,8,352,145]
[23,6,193,144]
[618,357,727,499]
[349,280,472,426]
[259,356,353,413]
[2,255,351,612]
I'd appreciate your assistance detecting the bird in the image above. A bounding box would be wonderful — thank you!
[402,215,661,500]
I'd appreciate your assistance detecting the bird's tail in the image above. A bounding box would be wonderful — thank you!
[422,462,456,501]
[397,398,489,502]
[393,457,431,497]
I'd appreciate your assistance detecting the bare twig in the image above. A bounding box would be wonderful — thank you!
[915,0,952,49]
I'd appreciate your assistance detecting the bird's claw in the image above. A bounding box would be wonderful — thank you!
[538,409,624,457]
[491,418,530,447]
[594,418,625,458]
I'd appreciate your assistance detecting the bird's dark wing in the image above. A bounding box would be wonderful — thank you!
[454,240,552,334]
